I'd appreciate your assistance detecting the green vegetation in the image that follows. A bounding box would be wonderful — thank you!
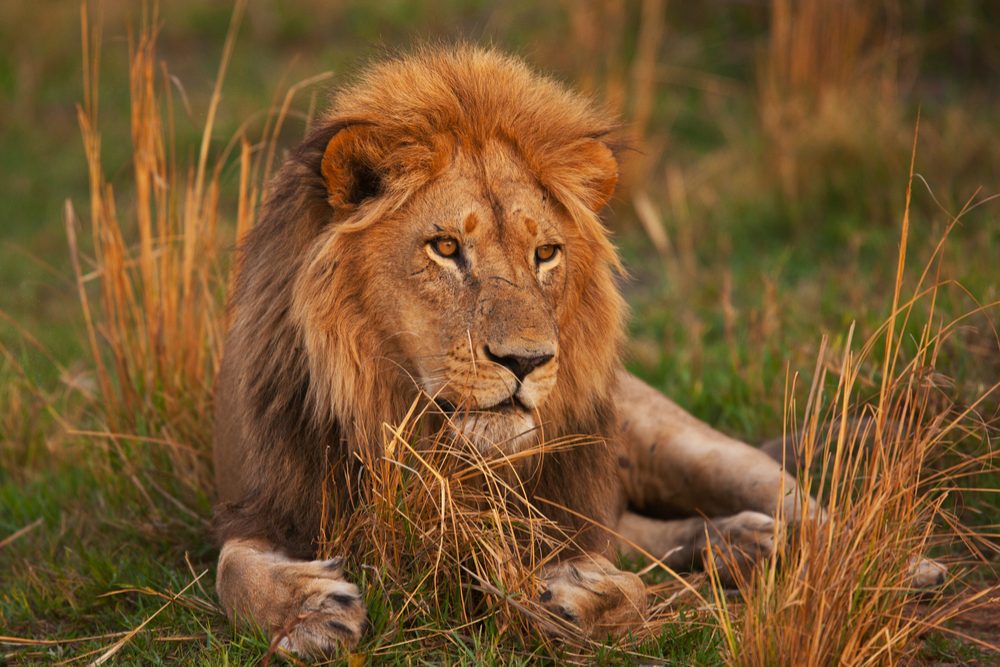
[2,1,997,664]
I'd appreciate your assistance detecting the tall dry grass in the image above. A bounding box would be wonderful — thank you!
[68,2,236,506]
[68,0,330,507]
[759,0,906,216]
[713,127,1000,665]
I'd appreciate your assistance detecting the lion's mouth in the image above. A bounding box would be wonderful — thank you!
[433,395,531,414]
[432,392,539,453]
[488,395,531,412]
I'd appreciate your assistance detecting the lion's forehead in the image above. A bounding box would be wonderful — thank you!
[412,160,561,243]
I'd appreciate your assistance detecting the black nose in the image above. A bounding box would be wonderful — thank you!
[484,346,554,381]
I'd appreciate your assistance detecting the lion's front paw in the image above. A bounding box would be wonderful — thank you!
[270,557,368,657]
[265,559,364,658]
[217,541,368,660]
[702,511,782,585]
[537,554,646,637]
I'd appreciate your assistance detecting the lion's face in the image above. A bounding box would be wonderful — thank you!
[366,145,570,450]
[291,48,626,455]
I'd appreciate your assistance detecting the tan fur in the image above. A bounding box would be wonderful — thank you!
[210,47,935,659]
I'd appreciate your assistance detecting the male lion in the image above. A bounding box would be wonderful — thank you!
[212,47,937,657]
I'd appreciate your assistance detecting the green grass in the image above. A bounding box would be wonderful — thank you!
[2,1,998,664]
[0,462,725,664]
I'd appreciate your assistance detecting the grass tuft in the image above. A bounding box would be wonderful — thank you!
[317,399,719,662]
[713,122,1000,665]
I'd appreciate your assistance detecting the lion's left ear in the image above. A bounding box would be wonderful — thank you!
[543,138,618,215]
[320,124,384,211]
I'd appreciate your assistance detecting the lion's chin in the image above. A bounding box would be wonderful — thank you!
[448,410,539,455]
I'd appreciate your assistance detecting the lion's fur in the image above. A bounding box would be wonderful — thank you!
[213,47,629,558]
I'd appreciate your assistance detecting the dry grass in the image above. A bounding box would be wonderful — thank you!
[52,1,998,664]
[69,0,232,498]
[312,398,718,662]
[713,126,1000,665]
[66,0,332,508]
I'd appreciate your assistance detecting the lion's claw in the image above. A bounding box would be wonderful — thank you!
[701,511,782,585]
[537,554,646,637]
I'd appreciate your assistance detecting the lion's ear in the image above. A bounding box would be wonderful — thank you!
[556,137,618,213]
[576,139,618,212]
[321,125,384,210]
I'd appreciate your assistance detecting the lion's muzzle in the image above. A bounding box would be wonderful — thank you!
[481,341,556,407]
[425,334,558,452]
[483,344,553,382]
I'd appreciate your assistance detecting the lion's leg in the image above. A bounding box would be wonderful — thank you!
[216,537,367,657]
[614,369,819,521]
[616,510,779,586]
[613,371,946,588]
[535,553,647,637]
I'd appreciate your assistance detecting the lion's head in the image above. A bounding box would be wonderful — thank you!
[261,48,625,454]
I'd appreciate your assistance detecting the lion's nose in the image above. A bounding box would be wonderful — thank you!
[484,345,554,381]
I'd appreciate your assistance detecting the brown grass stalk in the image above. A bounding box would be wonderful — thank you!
[68,0,329,505]
[714,123,999,666]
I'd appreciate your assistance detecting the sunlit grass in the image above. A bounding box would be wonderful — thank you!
[711,126,999,665]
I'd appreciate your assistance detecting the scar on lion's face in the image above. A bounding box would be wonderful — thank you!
[363,144,569,453]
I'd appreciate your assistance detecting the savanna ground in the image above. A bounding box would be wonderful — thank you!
[1,1,998,664]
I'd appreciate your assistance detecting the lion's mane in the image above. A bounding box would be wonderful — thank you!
[214,47,626,557]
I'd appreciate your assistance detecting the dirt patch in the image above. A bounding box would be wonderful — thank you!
[914,583,1000,664]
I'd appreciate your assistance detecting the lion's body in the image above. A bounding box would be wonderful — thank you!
[211,47,814,656]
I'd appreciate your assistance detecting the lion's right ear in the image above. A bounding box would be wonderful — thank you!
[320,125,384,211]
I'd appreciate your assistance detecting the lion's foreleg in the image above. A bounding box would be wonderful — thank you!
[613,372,948,588]
[216,537,367,657]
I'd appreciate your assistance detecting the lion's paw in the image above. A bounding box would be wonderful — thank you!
[217,542,368,660]
[702,511,782,585]
[270,557,368,657]
[537,554,646,637]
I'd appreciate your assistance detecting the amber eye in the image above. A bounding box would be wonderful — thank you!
[430,237,460,258]
[535,244,559,263]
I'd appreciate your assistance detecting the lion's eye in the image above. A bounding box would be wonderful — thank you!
[535,244,559,264]
[430,237,460,259]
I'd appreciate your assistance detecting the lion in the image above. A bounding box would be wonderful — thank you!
[211,47,943,658]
